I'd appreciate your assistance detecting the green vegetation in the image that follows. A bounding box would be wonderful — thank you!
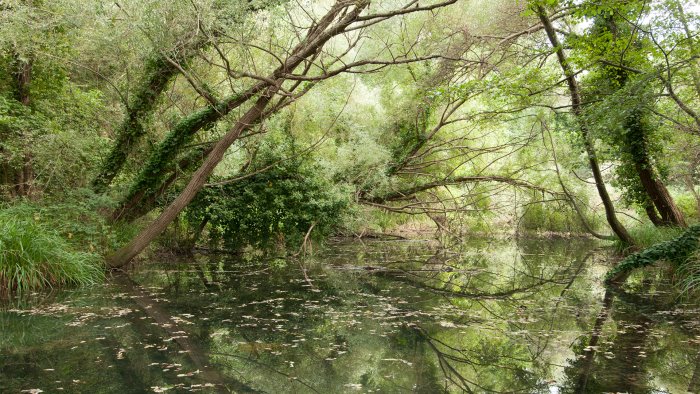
[606,225,700,284]
[187,158,349,252]
[0,204,103,296]
[0,0,698,293]
[678,250,700,295]
[4,2,700,392]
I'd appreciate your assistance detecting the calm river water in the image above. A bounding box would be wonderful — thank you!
[2,238,700,393]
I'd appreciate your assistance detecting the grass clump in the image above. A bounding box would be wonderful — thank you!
[626,224,686,249]
[676,250,700,296]
[0,209,104,297]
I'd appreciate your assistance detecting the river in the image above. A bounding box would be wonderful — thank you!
[2,237,699,393]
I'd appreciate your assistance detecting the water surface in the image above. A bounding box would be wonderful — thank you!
[2,238,699,393]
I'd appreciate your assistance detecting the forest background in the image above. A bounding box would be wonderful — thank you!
[1,0,699,294]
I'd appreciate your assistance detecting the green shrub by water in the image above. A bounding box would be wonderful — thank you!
[606,225,700,286]
[0,209,104,297]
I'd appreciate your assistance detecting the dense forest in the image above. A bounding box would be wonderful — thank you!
[2,0,700,392]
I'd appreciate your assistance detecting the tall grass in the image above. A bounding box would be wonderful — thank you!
[613,224,686,252]
[677,250,700,296]
[0,210,104,297]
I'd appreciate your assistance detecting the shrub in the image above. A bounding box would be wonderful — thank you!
[186,160,349,252]
[606,224,700,285]
[0,207,104,297]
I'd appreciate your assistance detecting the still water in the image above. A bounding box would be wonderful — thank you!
[2,238,700,393]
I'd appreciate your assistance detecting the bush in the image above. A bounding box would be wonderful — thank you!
[0,208,104,297]
[186,160,349,252]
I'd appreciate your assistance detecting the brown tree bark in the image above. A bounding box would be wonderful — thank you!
[600,12,688,229]
[536,5,635,245]
[107,92,274,268]
[644,201,663,227]
[111,144,213,222]
[635,162,687,227]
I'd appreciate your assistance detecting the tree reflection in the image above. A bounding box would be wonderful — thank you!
[7,239,699,393]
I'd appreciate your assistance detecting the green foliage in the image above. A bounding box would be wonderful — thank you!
[519,198,594,234]
[0,204,104,297]
[387,106,432,176]
[674,193,699,223]
[620,224,685,250]
[676,249,700,295]
[91,54,180,192]
[120,93,241,205]
[0,64,109,197]
[1,192,135,255]
[187,159,349,252]
[605,224,700,284]
[574,5,671,214]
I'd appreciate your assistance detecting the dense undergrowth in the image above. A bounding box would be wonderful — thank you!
[606,224,700,288]
[0,205,104,297]
[0,192,140,297]
[0,0,699,298]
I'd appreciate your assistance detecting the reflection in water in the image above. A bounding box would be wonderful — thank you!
[1,238,699,393]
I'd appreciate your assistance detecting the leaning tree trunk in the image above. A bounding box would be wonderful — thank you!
[91,30,217,194]
[91,55,181,193]
[635,161,687,227]
[644,201,664,227]
[107,1,369,268]
[112,144,213,222]
[93,1,282,194]
[536,6,635,245]
[107,92,275,268]
[110,91,254,219]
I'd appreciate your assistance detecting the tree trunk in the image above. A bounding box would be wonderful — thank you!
[92,1,282,193]
[106,2,370,268]
[112,144,213,222]
[91,55,181,193]
[112,92,253,215]
[644,201,663,227]
[107,92,274,268]
[621,107,687,227]
[536,6,635,245]
[635,161,687,227]
[14,55,32,106]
